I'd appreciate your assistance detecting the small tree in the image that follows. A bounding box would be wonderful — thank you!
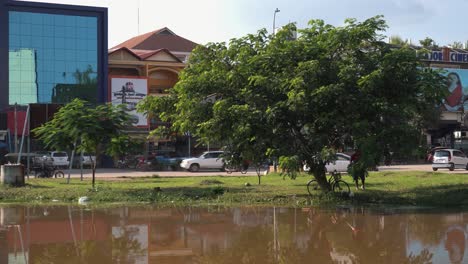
[450,41,464,49]
[33,99,131,188]
[419,37,437,49]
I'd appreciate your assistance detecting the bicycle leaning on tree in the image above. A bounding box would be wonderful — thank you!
[306,171,350,196]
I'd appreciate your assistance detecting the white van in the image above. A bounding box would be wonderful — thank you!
[50,151,69,168]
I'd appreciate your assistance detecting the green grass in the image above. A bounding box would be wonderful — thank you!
[0,171,466,207]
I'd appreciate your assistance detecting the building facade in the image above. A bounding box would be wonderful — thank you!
[0,0,108,151]
[422,47,468,151]
[108,27,199,157]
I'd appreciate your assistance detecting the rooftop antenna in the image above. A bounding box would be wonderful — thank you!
[137,0,140,35]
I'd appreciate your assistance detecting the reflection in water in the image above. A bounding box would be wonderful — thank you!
[0,205,466,263]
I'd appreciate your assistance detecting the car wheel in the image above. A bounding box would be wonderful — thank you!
[432,168,438,171]
[189,164,200,172]
[54,171,64,178]
[449,163,455,171]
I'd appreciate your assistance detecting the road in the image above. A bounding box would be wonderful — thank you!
[25,168,263,179]
[378,164,468,173]
[25,164,467,180]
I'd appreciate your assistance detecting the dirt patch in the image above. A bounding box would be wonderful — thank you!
[200,179,224,185]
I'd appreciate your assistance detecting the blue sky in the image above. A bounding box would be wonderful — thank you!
[23,0,468,48]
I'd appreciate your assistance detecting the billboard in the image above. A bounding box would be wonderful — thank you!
[442,68,468,112]
[110,77,148,126]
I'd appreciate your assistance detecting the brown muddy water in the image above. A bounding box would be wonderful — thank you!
[0,205,466,264]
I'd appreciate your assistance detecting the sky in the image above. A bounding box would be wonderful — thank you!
[21,0,468,48]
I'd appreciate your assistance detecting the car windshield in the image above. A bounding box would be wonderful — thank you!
[434,151,450,157]
[53,152,68,157]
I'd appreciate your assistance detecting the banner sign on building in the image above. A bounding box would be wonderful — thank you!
[440,68,468,112]
[110,77,148,126]
[423,48,468,63]
[426,51,468,63]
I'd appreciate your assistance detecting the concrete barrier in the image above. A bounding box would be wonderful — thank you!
[1,164,25,186]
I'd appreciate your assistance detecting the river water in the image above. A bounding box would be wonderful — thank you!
[0,205,466,264]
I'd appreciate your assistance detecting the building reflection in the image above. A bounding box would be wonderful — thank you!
[0,206,466,263]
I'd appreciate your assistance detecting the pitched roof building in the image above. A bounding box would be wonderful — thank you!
[108,27,199,156]
[109,27,198,94]
[110,27,197,63]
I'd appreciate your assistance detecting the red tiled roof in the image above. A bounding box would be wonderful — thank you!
[111,27,198,53]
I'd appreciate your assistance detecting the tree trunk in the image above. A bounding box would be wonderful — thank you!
[311,165,332,191]
[92,147,101,190]
[92,166,96,189]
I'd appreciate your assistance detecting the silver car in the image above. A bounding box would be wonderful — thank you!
[432,149,468,171]
[303,153,351,173]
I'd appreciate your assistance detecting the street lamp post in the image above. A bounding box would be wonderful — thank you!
[273,8,280,34]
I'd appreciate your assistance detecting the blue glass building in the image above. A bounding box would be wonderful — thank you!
[0,0,108,110]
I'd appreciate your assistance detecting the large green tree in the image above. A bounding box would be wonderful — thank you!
[139,16,446,191]
[33,99,132,188]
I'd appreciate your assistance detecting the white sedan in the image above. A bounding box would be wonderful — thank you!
[303,153,351,173]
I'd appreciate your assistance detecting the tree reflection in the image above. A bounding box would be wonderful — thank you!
[52,65,98,104]
[194,207,439,264]
[195,227,276,264]
[73,65,97,85]
[408,214,445,246]
[112,226,145,263]
[405,249,433,264]
[31,241,111,264]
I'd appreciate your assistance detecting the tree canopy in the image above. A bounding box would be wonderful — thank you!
[138,16,446,190]
[33,99,132,187]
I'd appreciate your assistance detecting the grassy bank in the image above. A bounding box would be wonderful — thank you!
[0,171,467,207]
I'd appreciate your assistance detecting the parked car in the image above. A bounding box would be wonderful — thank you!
[180,151,224,172]
[303,153,351,173]
[432,149,468,171]
[50,151,69,168]
[73,153,96,168]
[33,151,52,164]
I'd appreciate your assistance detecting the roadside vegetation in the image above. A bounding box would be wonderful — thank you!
[138,16,447,192]
[0,172,466,207]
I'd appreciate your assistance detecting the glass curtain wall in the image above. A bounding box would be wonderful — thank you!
[8,11,98,105]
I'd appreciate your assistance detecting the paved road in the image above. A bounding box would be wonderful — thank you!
[26,168,264,179]
[378,164,468,173]
[26,164,467,180]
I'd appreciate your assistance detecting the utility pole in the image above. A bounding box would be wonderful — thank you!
[273,8,280,34]
[14,103,17,153]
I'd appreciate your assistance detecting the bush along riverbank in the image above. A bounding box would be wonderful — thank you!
[0,171,466,207]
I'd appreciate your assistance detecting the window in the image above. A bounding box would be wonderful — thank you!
[8,11,98,104]
[337,154,349,161]
[435,151,450,157]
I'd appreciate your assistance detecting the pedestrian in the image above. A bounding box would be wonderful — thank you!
[349,150,366,190]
